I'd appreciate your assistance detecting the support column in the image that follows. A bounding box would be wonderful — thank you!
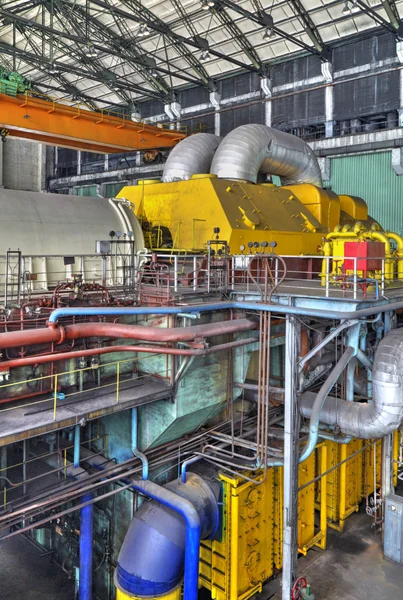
[74,424,81,468]
[322,61,334,138]
[382,434,394,499]
[210,91,221,137]
[54,146,58,179]
[0,140,4,188]
[79,494,93,600]
[325,85,334,138]
[399,68,403,127]
[214,110,220,137]
[265,100,272,127]
[282,315,301,600]
[260,77,272,128]
[77,150,82,176]
[0,446,6,475]
[22,439,27,498]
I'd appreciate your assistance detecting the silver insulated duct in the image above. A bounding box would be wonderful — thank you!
[210,124,322,186]
[162,133,221,182]
[300,328,403,438]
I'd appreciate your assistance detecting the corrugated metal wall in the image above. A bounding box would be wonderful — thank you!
[328,151,403,234]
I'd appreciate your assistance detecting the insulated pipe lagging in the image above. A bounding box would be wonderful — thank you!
[210,124,322,186]
[162,133,221,182]
[300,328,403,438]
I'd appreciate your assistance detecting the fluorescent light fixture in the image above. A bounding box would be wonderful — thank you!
[201,0,215,10]
[85,42,98,58]
[138,23,151,37]
[49,62,59,74]
[342,1,350,14]
[200,50,211,62]
[263,26,275,39]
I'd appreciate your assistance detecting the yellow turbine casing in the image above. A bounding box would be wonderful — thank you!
[119,179,375,254]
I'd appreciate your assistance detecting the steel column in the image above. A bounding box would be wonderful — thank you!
[382,434,394,499]
[74,425,81,469]
[282,315,301,600]
[79,493,93,600]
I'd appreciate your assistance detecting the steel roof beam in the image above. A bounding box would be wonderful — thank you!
[381,0,402,31]
[213,3,263,70]
[117,0,212,84]
[90,0,261,73]
[354,0,403,36]
[0,40,164,100]
[288,0,331,59]
[218,0,326,59]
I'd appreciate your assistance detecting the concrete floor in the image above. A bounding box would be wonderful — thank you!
[0,502,401,600]
[265,508,403,600]
[0,535,74,600]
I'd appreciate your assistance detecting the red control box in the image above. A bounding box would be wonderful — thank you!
[343,241,385,274]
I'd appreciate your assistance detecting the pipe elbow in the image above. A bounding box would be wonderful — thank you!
[162,134,221,182]
[210,124,322,186]
[300,328,403,439]
[117,474,219,598]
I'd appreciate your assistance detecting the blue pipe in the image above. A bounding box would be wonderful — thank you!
[48,297,403,324]
[131,408,148,480]
[74,424,80,469]
[81,451,212,600]
[181,456,202,483]
[79,493,93,600]
[128,479,201,600]
[346,277,379,300]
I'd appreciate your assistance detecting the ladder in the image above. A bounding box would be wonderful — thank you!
[5,249,22,307]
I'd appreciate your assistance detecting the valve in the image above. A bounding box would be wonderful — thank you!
[292,577,315,600]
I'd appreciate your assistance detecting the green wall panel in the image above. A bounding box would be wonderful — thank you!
[328,151,403,235]
[72,184,98,197]
[104,182,126,197]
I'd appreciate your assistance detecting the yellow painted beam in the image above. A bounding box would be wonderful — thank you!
[0,92,185,153]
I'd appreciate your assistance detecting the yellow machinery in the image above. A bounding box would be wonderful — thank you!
[197,433,401,600]
[119,177,403,285]
[199,452,326,600]
[317,434,399,534]
[118,179,377,255]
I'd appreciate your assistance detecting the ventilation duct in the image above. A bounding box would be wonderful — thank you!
[162,133,221,182]
[300,328,403,438]
[210,124,322,186]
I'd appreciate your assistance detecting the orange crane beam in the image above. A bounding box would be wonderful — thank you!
[0,92,186,153]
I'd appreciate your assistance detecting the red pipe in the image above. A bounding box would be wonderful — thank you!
[0,319,257,350]
[0,337,257,370]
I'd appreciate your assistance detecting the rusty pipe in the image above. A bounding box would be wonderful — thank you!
[0,338,257,370]
[0,318,257,350]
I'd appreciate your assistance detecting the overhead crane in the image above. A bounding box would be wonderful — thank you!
[0,91,186,153]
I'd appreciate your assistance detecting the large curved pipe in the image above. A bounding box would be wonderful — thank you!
[300,328,403,438]
[117,474,219,600]
[162,133,221,182]
[0,318,257,350]
[0,338,257,369]
[210,124,322,186]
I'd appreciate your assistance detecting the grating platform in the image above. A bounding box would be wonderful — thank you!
[0,377,172,446]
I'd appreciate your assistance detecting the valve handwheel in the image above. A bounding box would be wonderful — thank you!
[291,577,307,600]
